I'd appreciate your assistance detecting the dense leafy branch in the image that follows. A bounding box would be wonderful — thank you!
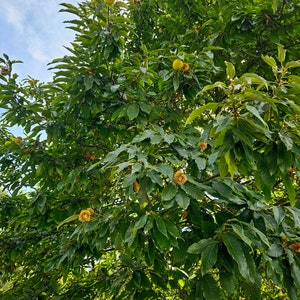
[1,0,300,299]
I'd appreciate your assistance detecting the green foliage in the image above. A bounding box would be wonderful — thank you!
[1,0,300,299]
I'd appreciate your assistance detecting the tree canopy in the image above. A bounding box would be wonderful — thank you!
[1,0,300,299]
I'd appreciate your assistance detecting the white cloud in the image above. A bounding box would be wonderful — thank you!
[0,0,78,81]
[3,3,25,33]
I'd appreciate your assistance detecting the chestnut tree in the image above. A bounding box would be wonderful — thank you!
[1,0,300,299]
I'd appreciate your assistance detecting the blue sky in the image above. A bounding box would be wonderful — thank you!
[0,0,79,82]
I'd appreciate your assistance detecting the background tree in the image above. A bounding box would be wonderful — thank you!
[1,0,300,299]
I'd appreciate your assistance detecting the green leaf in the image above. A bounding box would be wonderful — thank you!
[277,44,286,64]
[283,174,296,206]
[289,75,300,83]
[163,133,175,144]
[173,71,180,91]
[123,173,136,188]
[194,157,206,170]
[165,220,181,239]
[286,250,300,290]
[185,103,219,125]
[84,76,93,91]
[221,232,253,282]
[286,61,300,69]
[180,182,204,200]
[127,103,139,120]
[57,214,79,229]
[240,73,268,89]
[239,221,269,247]
[153,226,170,250]
[125,224,137,246]
[224,151,237,179]
[273,206,285,225]
[175,189,190,209]
[139,102,152,114]
[134,213,148,230]
[201,273,221,300]
[154,215,168,237]
[220,272,236,295]
[187,239,217,254]
[268,243,284,257]
[286,207,300,228]
[279,132,293,151]
[218,155,228,177]
[231,224,253,249]
[154,163,173,178]
[201,240,218,274]
[132,129,154,142]
[271,0,279,12]
[103,144,128,166]
[225,61,236,79]
[246,105,267,126]
[212,181,232,197]
[201,81,226,93]
[261,55,277,68]
[161,183,178,201]
[144,214,154,232]
[147,170,163,186]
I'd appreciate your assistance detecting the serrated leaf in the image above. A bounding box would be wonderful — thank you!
[224,151,237,179]
[277,44,286,63]
[185,103,219,125]
[202,273,221,300]
[194,157,206,170]
[103,144,128,166]
[201,241,218,274]
[286,207,300,228]
[127,103,139,120]
[279,132,293,151]
[119,254,134,267]
[57,214,79,229]
[123,173,136,188]
[153,226,169,250]
[147,170,163,186]
[155,163,173,178]
[132,129,154,142]
[154,215,168,237]
[240,73,268,89]
[139,102,152,114]
[220,272,236,295]
[163,133,175,144]
[272,0,279,13]
[286,250,300,290]
[283,174,296,206]
[286,61,300,69]
[187,239,217,254]
[134,213,148,230]
[212,181,232,197]
[181,182,204,200]
[125,224,137,246]
[201,81,226,93]
[144,214,154,232]
[175,189,190,209]
[173,72,180,91]
[268,243,284,257]
[161,183,177,201]
[261,55,277,68]
[231,224,253,249]
[225,61,236,79]
[221,233,253,282]
[165,220,181,238]
[246,105,267,126]
[239,221,269,247]
[84,76,93,91]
